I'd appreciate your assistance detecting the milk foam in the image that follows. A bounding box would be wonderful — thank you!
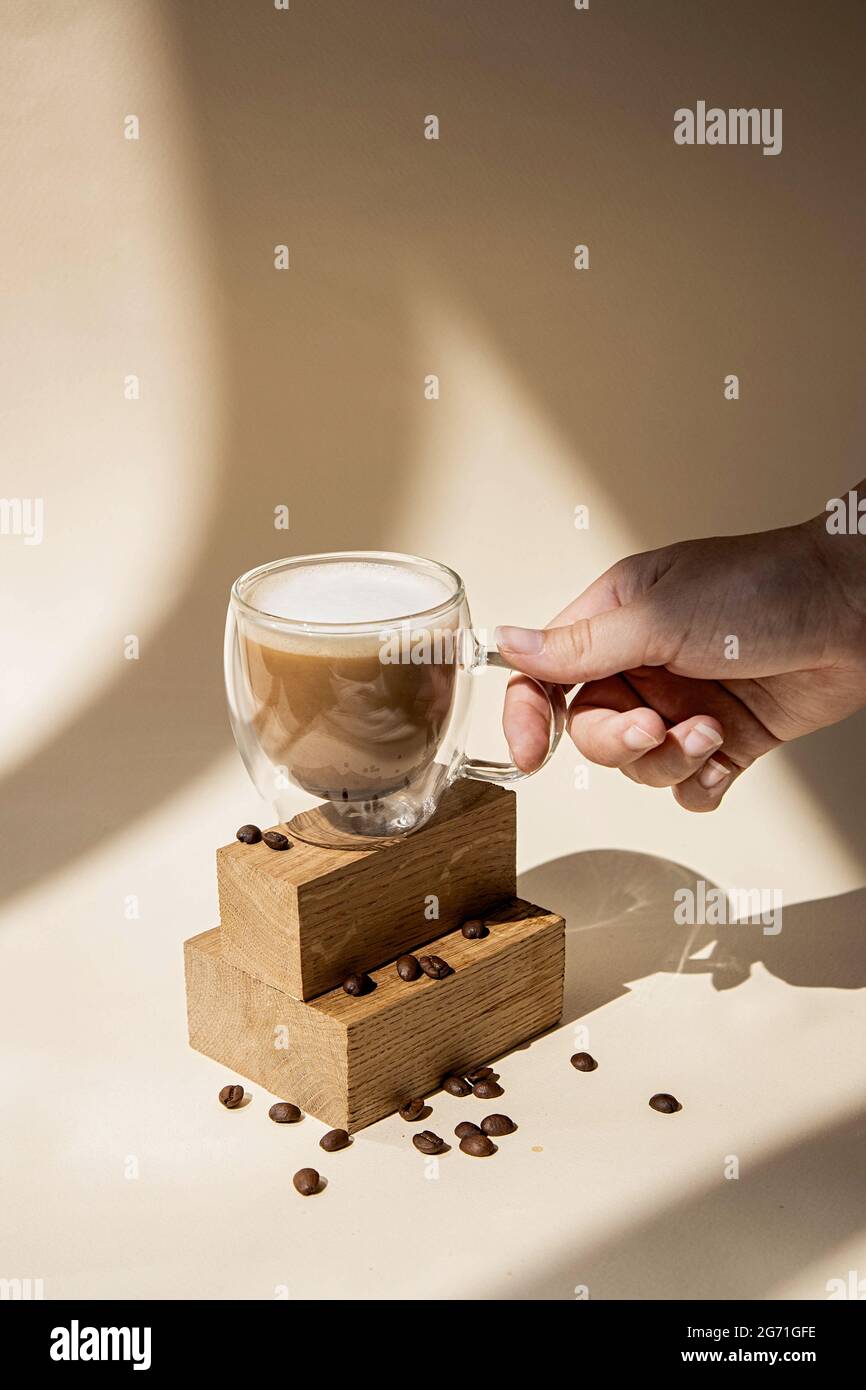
[248,561,455,625]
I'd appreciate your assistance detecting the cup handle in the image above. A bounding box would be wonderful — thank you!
[459,648,566,784]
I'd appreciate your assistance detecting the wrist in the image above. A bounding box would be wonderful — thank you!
[802,486,866,664]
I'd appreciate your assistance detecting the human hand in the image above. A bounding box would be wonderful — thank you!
[496,496,866,811]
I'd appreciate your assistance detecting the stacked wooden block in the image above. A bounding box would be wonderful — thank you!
[184,783,565,1131]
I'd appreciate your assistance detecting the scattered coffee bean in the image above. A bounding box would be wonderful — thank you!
[320,1128,350,1152]
[460,1133,497,1157]
[443,1075,472,1097]
[236,824,262,844]
[412,1130,447,1155]
[419,954,453,980]
[268,1101,301,1124]
[461,919,488,940]
[649,1093,681,1114]
[473,1080,504,1100]
[481,1113,516,1137]
[399,1098,426,1122]
[218,1084,245,1109]
[570,1052,598,1072]
[292,1167,320,1196]
[262,830,290,851]
[466,1066,498,1085]
[396,954,422,982]
[455,1121,482,1139]
[342,972,375,997]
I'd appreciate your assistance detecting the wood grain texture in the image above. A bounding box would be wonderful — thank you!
[184,897,564,1132]
[218,782,516,999]
[184,928,349,1127]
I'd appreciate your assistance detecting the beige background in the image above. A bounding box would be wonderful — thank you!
[1,0,864,1300]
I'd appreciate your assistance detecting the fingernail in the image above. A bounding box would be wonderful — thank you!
[698,757,730,790]
[683,722,724,757]
[623,724,663,751]
[494,625,544,655]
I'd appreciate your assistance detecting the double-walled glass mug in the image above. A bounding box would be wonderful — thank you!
[225,550,565,843]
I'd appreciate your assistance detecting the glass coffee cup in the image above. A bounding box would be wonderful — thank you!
[225,550,564,841]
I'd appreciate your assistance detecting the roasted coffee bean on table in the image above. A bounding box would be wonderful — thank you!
[460,1133,497,1157]
[412,1130,448,1155]
[320,1128,351,1152]
[481,1114,516,1137]
[466,1066,498,1085]
[418,955,453,980]
[570,1052,598,1072]
[399,1098,426,1122]
[473,1079,504,1100]
[461,919,488,940]
[454,1121,482,1140]
[268,1101,301,1124]
[342,972,375,997]
[235,824,262,844]
[396,954,422,982]
[218,1084,245,1109]
[262,829,291,851]
[443,1075,473,1097]
[293,1167,321,1196]
[649,1093,681,1113]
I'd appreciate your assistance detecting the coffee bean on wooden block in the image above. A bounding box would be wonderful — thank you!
[443,1075,472,1097]
[218,1084,245,1109]
[419,955,453,980]
[399,1098,426,1122]
[268,1101,302,1124]
[262,830,290,852]
[395,954,421,982]
[649,1093,681,1114]
[342,972,375,997]
[236,824,262,844]
[293,1167,321,1195]
[412,1131,448,1155]
[466,1067,498,1085]
[473,1080,504,1100]
[570,1052,597,1072]
[455,1121,482,1139]
[480,1114,516,1136]
[460,1133,497,1157]
[320,1129,351,1152]
[461,919,489,940]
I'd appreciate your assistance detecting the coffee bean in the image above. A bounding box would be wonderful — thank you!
[320,1129,350,1152]
[268,1101,301,1124]
[262,830,290,851]
[418,954,453,980]
[236,824,262,844]
[399,1098,426,1122]
[649,1093,681,1114]
[412,1130,447,1155]
[396,954,421,982]
[218,1084,245,1109]
[454,1121,482,1139]
[461,919,488,940]
[292,1167,320,1196]
[466,1066,498,1085]
[342,972,375,997]
[473,1080,504,1100]
[460,1133,497,1157]
[443,1075,472,1097]
[481,1113,516,1137]
[570,1052,597,1072]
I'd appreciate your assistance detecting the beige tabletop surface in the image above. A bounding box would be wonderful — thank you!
[3,749,865,1302]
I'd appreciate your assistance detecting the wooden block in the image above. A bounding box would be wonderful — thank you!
[185,897,564,1132]
[218,781,516,999]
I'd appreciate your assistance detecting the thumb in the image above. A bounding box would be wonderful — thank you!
[494,598,662,683]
